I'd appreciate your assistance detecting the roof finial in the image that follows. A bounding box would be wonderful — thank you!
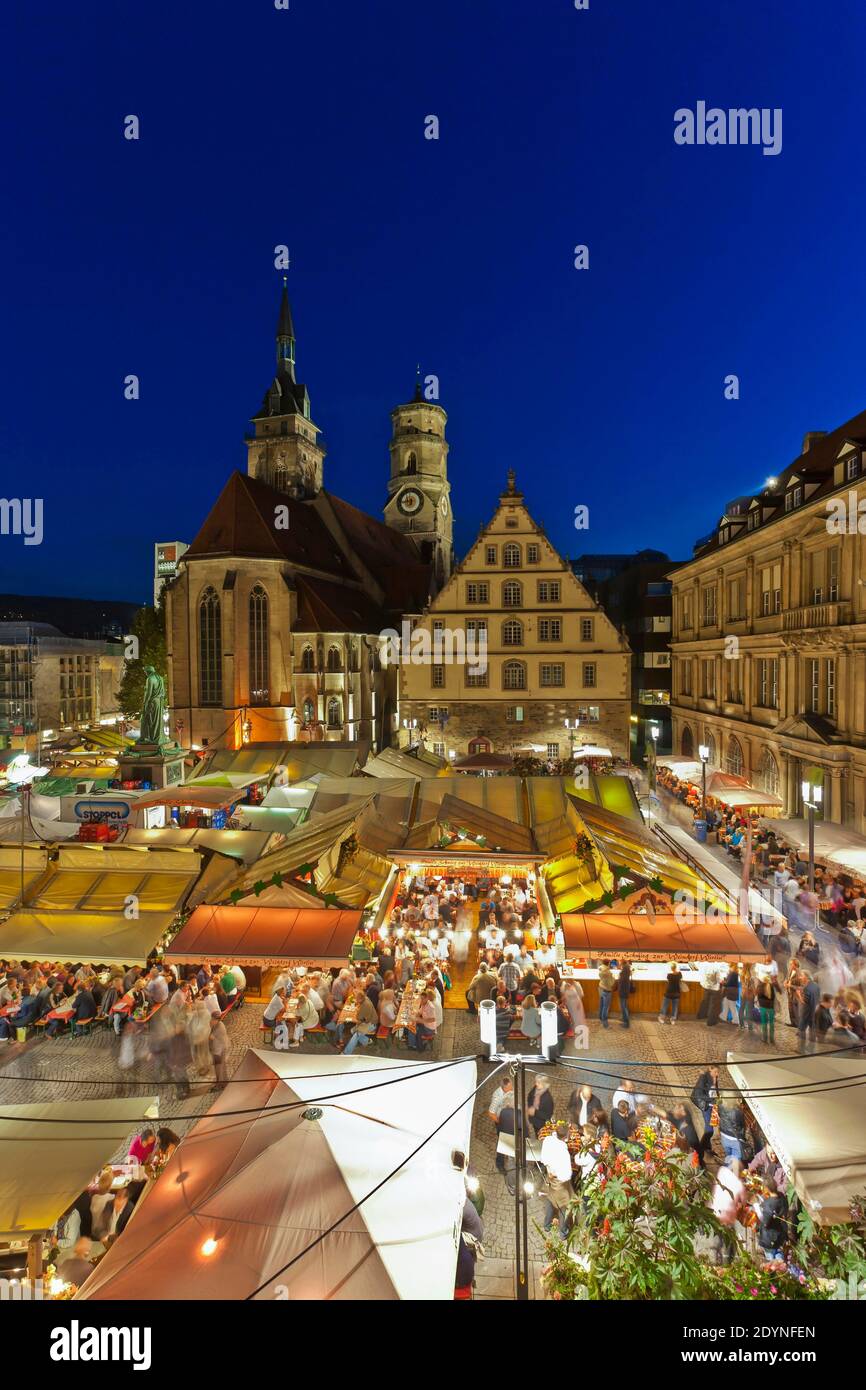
[413,363,423,402]
[507,468,516,494]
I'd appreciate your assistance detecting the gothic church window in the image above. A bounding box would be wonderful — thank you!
[198,587,222,707]
[249,585,269,704]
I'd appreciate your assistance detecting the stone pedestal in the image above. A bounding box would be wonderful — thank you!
[117,742,186,788]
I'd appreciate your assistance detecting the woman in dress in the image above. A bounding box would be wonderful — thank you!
[562,976,586,1030]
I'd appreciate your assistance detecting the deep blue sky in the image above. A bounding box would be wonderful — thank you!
[4,0,866,604]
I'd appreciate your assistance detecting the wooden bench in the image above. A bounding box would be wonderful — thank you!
[220,997,240,1021]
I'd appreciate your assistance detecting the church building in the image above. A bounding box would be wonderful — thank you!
[165,284,454,750]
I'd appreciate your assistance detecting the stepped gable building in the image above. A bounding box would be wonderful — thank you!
[166,284,452,751]
[669,406,866,829]
[399,471,631,762]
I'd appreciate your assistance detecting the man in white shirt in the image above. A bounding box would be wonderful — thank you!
[145,968,169,1006]
[539,1122,574,1233]
[611,1080,637,1114]
[487,1077,514,1123]
[483,925,504,951]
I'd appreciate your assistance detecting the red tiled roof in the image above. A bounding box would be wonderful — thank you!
[292,574,388,633]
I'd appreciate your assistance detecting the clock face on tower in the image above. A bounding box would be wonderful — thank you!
[397,487,423,516]
[439,494,448,516]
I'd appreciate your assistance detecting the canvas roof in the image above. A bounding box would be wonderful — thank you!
[727,1052,866,1224]
[77,1051,475,1301]
[0,1096,157,1238]
[560,910,764,961]
[164,905,363,965]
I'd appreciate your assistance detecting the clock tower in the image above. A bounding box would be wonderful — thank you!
[384,377,454,589]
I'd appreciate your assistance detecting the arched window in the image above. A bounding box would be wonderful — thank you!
[300,645,315,673]
[502,619,523,646]
[502,580,522,609]
[705,733,717,768]
[469,737,491,755]
[274,462,288,492]
[680,725,694,759]
[726,735,744,777]
[326,696,342,729]
[503,542,521,569]
[302,697,315,724]
[198,587,222,706]
[758,747,780,797]
[326,645,342,673]
[502,660,526,691]
[248,585,269,704]
[405,451,417,474]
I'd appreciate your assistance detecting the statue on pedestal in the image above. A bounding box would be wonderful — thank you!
[139,666,167,746]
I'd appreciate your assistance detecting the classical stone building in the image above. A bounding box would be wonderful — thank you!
[0,622,124,753]
[399,473,631,761]
[166,285,448,751]
[669,407,866,830]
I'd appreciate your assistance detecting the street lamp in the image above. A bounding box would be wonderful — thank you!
[646,722,660,826]
[699,743,710,823]
[801,779,823,894]
[564,716,580,759]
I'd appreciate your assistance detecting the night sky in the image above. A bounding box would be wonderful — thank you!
[4,0,866,604]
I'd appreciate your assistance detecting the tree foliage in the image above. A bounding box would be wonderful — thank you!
[116,597,167,722]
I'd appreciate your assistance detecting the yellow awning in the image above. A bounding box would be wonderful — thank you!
[0,908,182,964]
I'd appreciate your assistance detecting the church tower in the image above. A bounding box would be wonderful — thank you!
[246,281,325,498]
[384,376,454,588]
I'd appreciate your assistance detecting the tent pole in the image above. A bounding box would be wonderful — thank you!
[27,1233,43,1284]
[513,1059,530,1301]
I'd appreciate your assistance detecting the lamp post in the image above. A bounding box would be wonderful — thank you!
[564,716,580,761]
[699,742,709,823]
[801,779,823,894]
[479,999,559,1301]
[647,722,659,826]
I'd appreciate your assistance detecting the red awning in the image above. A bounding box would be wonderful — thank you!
[560,911,764,961]
[165,905,363,966]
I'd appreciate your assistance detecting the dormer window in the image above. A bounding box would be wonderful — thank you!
[747,509,761,530]
[718,526,730,544]
[784,484,803,512]
[846,453,861,481]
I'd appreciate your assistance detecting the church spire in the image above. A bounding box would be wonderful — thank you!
[413,363,423,402]
[276,276,296,380]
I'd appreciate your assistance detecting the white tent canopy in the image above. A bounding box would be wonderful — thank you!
[728,1051,866,1225]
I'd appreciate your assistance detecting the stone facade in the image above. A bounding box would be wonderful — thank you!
[669,414,866,831]
[398,473,632,761]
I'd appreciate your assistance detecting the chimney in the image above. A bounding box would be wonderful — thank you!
[801,430,827,454]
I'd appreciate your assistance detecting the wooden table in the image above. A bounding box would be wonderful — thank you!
[393,982,423,1033]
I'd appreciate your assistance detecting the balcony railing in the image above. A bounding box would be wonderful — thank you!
[782,600,851,631]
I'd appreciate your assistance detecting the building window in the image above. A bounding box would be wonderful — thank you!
[502,619,523,646]
[679,659,692,697]
[326,645,342,672]
[326,697,342,728]
[701,585,717,626]
[581,662,596,688]
[759,563,782,615]
[467,582,489,604]
[302,697,315,724]
[465,670,489,687]
[681,595,692,630]
[502,580,522,608]
[547,743,560,760]
[846,453,861,481]
[506,705,524,722]
[538,617,562,641]
[485,545,497,566]
[503,542,521,569]
[527,543,540,564]
[705,733,717,767]
[784,484,804,511]
[540,663,565,687]
[757,657,779,708]
[537,581,561,603]
[701,659,715,699]
[248,585,269,704]
[300,645,315,673]
[747,509,761,531]
[826,658,836,719]
[432,742,445,757]
[432,665,445,688]
[681,725,694,758]
[758,747,780,797]
[502,660,526,690]
[505,516,518,528]
[727,577,745,620]
[828,547,840,602]
[198,586,222,706]
[726,736,744,777]
[428,707,449,722]
[405,451,417,474]
[726,658,742,702]
[580,617,594,642]
[807,657,820,713]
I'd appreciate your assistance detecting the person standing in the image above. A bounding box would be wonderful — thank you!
[209,1015,229,1088]
[617,960,632,1029]
[719,965,740,1025]
[539,1122,575,1234]
[526,1076,554,1137]
[756,973,777,1045]
[691,1065,721,1140]
[597,961,615,1029]
[659,962,682,1025]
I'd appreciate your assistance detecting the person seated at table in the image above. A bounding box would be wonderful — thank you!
[58,981,96,1038]
[56,1235,97,1290]
[493,992,514,1046]
[128,1127,156,1167]
[263,986,288,1035]
[145,1127,180,1180]
[291,985,320,1048]
[568,1085,601,1128]
[589,1107,610,1138]
[482,921,505,953]
[519,991,541,1040]
[378,987,398,1029]
[611,1099,638,1146]
[0,985,41,1039]
[407,987,438,1052]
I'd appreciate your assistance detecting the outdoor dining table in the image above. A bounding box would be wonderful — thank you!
[44,1001,76,1023]
[393,981,422,1033]
[338,997,360,1026]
